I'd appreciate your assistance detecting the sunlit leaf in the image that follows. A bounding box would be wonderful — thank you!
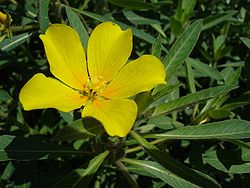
[122,158,199,188]
[66,6,89,50]
[130,131,221,188]
[153,85,237,117]
[145,119,250,140]
[163,20,202,80]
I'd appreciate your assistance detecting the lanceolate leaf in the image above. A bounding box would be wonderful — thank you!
[145,119,250,140]
[202,10,237,31]
[39,0,50,33]
[130,131,221,188]
[66,6,89,50]
[123,10,161,25]
[163,20,202,80]
[0,135,92,161]
[187,57,223,80]
[0,33,32,52]
[122,158,199,188]
[53,151,109,188]
[108,0,155,9]
[54,118,104,142]
[240,37,250,49]
[153,85,237,117]
[203,150,250,174]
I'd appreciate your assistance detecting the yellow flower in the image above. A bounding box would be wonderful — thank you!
[0,11,7,25]
[19,22,166,137]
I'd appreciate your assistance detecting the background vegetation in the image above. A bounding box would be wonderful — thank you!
[1,0,250,187]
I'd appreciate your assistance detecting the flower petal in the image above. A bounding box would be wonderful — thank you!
[40,24,88,90]
[19,73,87,112]
[82,99,137,137]
[101,55,166,99]
[87,22,132,83]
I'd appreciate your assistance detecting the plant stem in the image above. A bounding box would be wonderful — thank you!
[115,160,139,188]
[11,25,39,32]
[126,138,168,154]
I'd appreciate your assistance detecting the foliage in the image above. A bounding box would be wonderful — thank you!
[1,0,250,187]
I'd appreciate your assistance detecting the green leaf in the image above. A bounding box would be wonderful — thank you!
[163,20,202,80]
[221,95,250,111]
[181,0,197,23]
[242,143,250,161]
[240,37,250,50]
[134,92,154,115]
[0,135,92,161]
[130,130,221,188]
[152,83,181,101]
[151,23,166,38]
[0,90,12,102]
[185,60,196,93]
[208,109,233,120]
[54,118,104,142]
[148,115,183,130]
[145,119,250,140]
[202,10,237,30]
[39,0,50,33]
[187,57,223,80]
[108,0,155,9]
[123,10,161,25]
[1,161,15,180]
[53,150,109,188]
[203,150,250,174]
[221,67,241,85]
[0,33,32,52]
[152,35,162,58]
[169,16,182,36]
[59,111,74,124]
[153,85,237,117]
[122,158,199,188]
[66,6,89,50]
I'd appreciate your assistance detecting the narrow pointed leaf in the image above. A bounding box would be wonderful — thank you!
[53,150,109,188]
[130,131,221,188]
[123,10,161,25]
[153,85,237,117]
[163,20,202,80]
[240,37,250,50]
[203,150,250,174]
[202,10,237,31]
[39,0,50,33]
[66,6,89,50]
[145,119,250,140]
[0,33,32,52]
[54,118,104,142]
[122,158,199,188]
[187,57,223,80]
[108,0,155,9]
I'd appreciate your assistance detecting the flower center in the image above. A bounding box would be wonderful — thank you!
[79,77,107,101]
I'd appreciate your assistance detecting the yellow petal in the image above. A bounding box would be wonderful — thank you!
[87,22,132,83]
[101,55,166,99]
[40,24,88,90]
[82,99,137,137]
[19,73,87,112]
[0,11,7,24]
